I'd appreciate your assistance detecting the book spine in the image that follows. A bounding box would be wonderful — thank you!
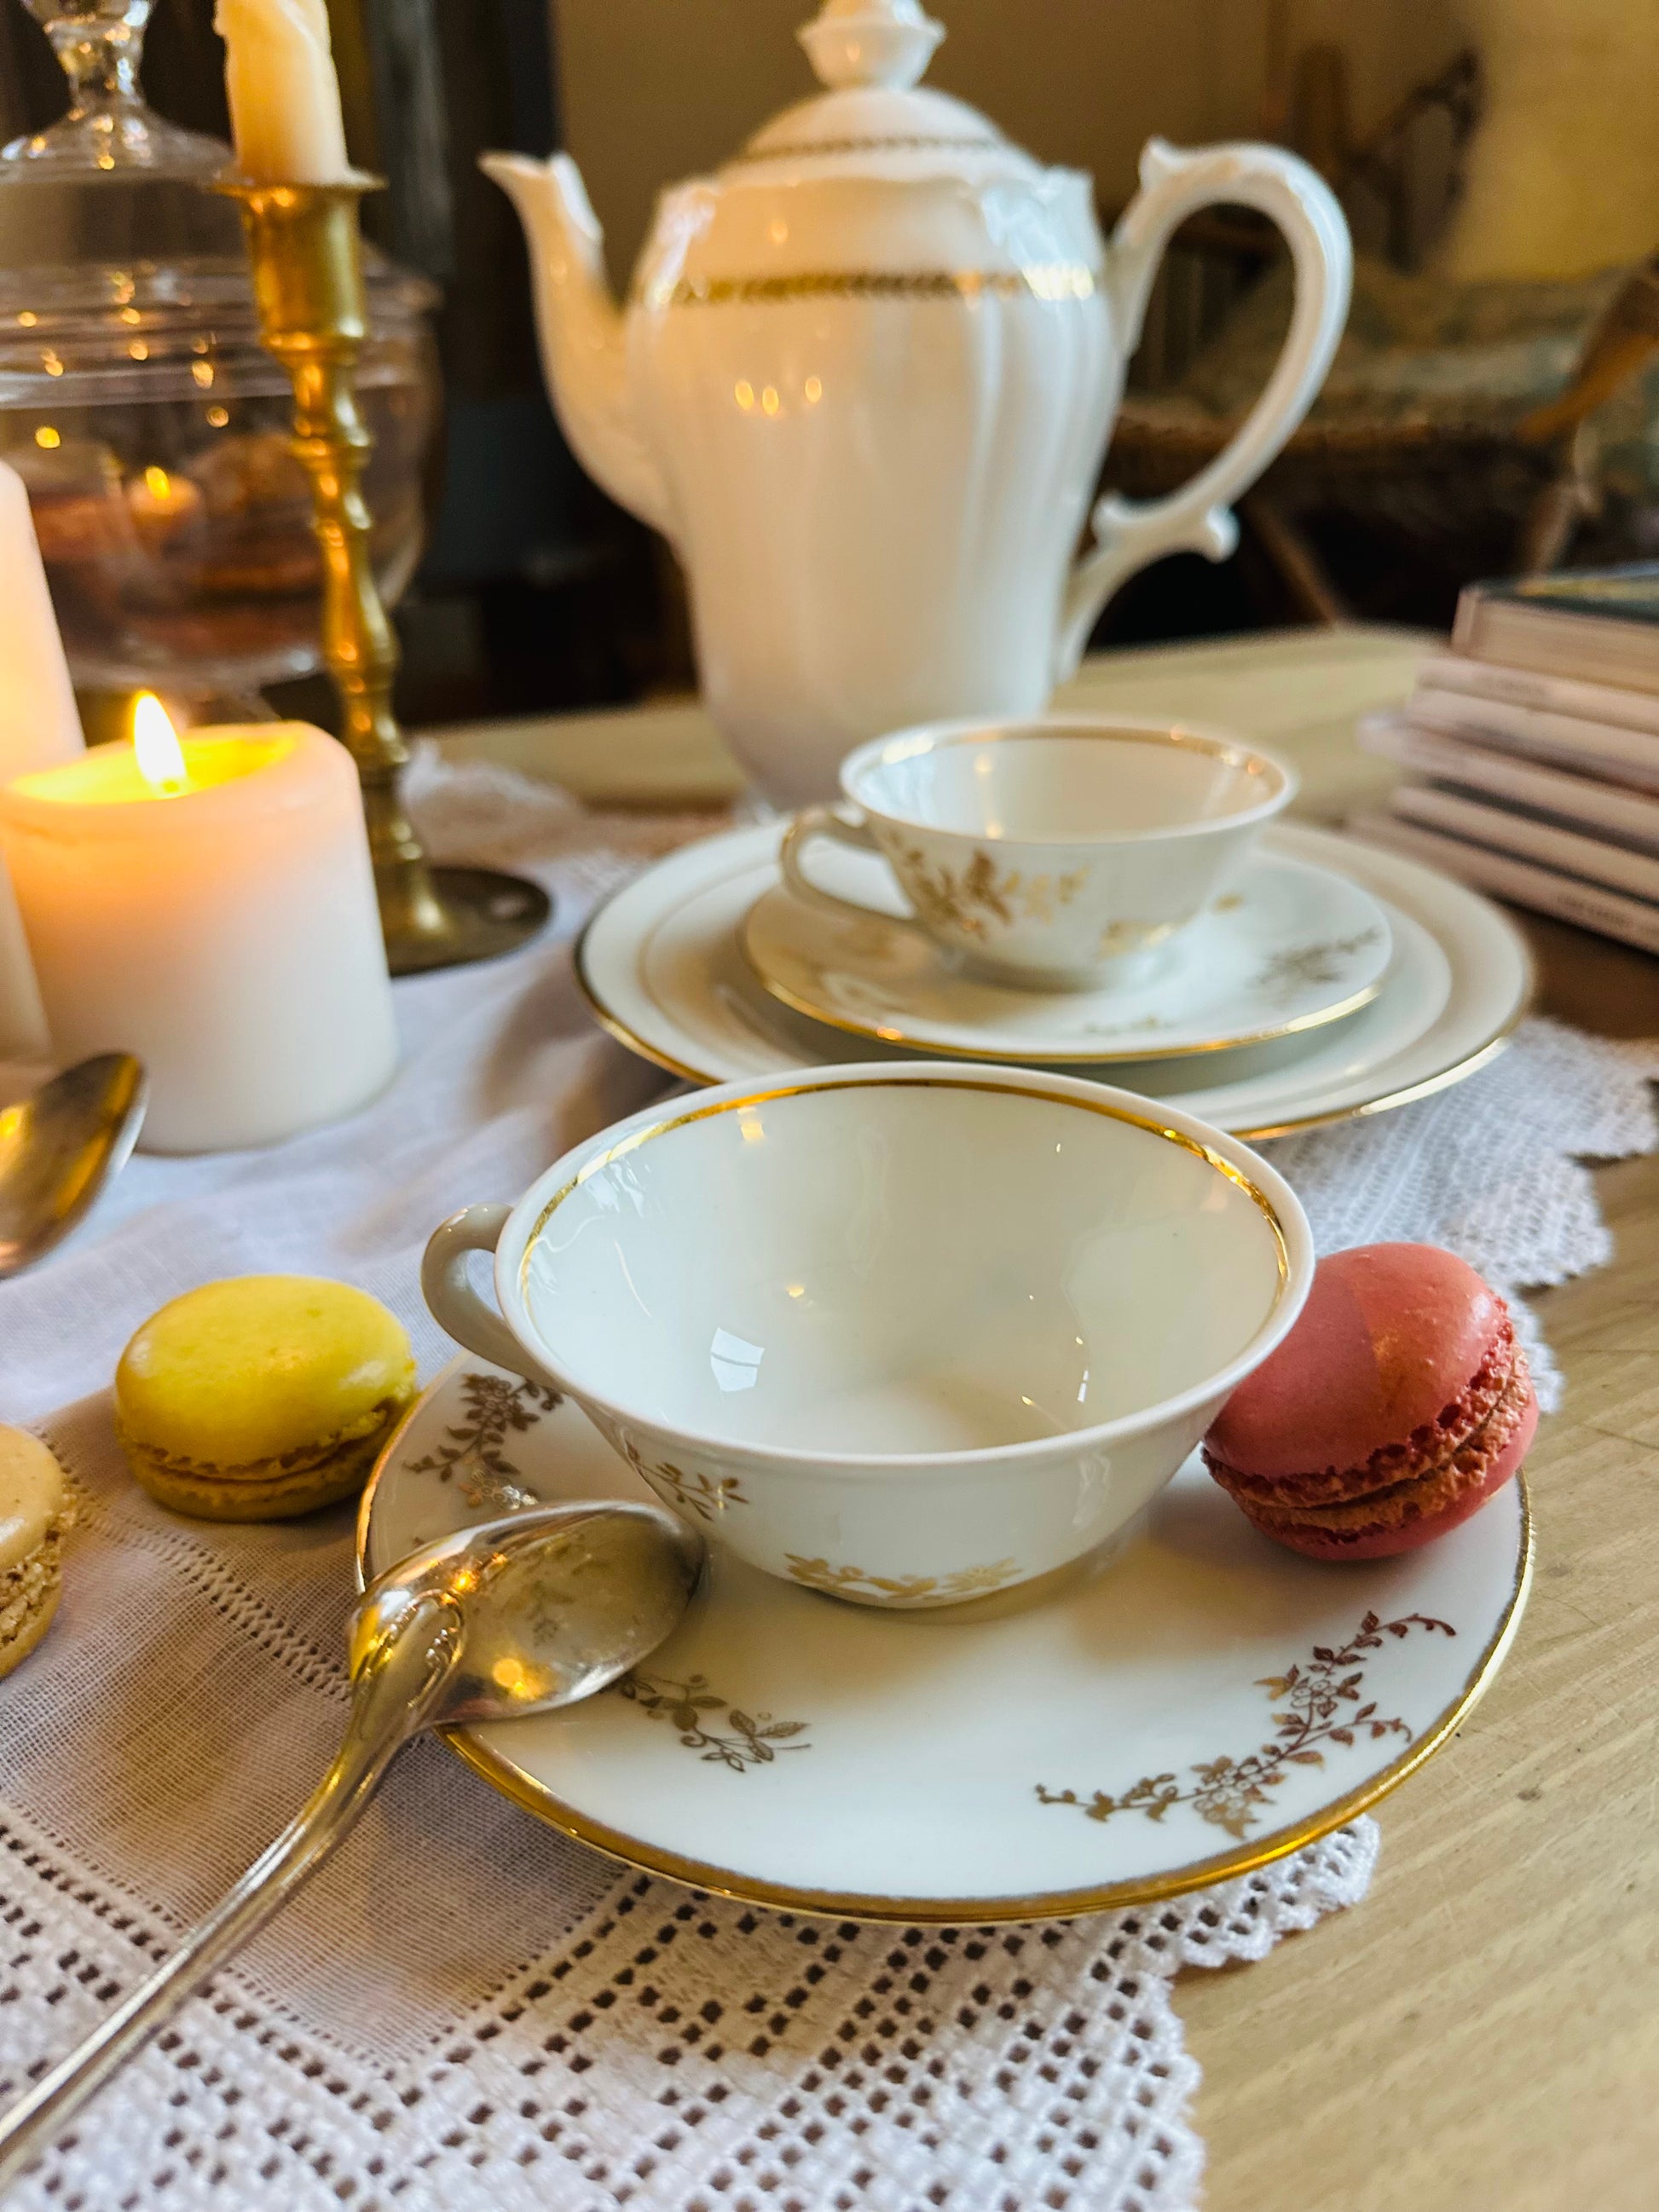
[1351,813,1659,956]
[1448,592,1659,697]
[1408,686,1659,792]
[1357,713,1659,848]
[1387,784,1659,901]
[1417,651,1659,737]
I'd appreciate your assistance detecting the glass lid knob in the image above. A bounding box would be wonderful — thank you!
[1,0,229,177]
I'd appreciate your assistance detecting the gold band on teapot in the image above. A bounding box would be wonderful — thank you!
[639,263,1099,310]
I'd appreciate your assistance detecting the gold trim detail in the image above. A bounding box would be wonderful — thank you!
[616,1672,811,1770]
[638,264,1098,309]
[727,133,1003,165]
[356,1365,1533,1924]
[864,717,1286,790]
[521,1072,1291,1310]
[1036,1608,1454,1839]
[786,1555,1020,1607]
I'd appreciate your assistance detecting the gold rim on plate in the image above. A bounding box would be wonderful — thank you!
[356,1368,1534,1926]
[570,900,1535,1142]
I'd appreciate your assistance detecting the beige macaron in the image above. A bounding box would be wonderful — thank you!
[0,1426,71,1678]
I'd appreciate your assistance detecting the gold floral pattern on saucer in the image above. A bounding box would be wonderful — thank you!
[1254,927,1386,1004]
[786,1555,1020,1607]
[617,1672,812,1771]
[1035,1610,1455,1841]
[405,1371,559,1511]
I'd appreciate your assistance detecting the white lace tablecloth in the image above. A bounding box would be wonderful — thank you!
[0,754,1653,2212]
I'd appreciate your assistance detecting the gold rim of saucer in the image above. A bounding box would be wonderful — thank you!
[356,1368,1533,1925]
[736,890,1387,1063]
[569,872,1535,1141]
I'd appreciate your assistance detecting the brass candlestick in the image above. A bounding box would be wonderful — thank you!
[221,176,549,974]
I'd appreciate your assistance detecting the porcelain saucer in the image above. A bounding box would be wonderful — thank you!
[743,846,1392,1063]
[576,821,1533,1139]
[361,1355,1532,1921]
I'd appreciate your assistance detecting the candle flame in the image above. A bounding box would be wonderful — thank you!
[132,693,189,794]
[143,465,171,500]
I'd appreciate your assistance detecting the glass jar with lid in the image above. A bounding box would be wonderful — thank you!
[0,0,440,713]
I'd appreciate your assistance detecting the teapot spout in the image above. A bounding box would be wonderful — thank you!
[479,152,672,536]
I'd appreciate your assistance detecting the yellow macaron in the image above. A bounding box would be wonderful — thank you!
[115,1275,418,1521]
[0,1426,71,1678]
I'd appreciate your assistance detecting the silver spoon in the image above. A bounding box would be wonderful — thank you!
[0,1053,147,1277]
[0,1499,704,2188]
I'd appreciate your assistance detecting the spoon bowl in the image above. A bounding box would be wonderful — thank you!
[0,1052,147,1276]
[350,1501,708,1724]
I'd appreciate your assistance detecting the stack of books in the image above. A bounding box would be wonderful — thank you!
[1355,566,1659,955]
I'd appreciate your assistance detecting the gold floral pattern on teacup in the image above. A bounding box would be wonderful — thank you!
[620,1437,749,1521]
[891,845,1086,940]
[787,1555,1020,1607]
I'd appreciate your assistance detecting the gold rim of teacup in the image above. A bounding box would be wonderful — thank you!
[841,715,1295,846]
[511,1067,1298,1473]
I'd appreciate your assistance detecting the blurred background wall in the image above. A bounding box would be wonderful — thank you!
[555,0,1462,283]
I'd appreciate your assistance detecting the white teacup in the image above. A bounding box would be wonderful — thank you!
[779,715,1297,990]
[423,1062,1313,1610]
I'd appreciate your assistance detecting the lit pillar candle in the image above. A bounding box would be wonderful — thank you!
[215,0,352,185]
[0,458,84,1060]
[0,702,396,1152]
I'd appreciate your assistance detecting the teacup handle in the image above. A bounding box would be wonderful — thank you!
[779,804,916,926]
[1055,137,1352,679]
[422,1203,563,1390]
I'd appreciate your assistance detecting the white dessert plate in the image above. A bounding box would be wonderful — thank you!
[361,1355,1532,1921]
[576,822,1533,1139]
[743,846,1393,1062]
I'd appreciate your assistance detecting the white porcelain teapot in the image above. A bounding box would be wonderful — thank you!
[485,1,1351,807]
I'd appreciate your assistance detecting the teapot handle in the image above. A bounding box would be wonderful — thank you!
[1055,138,1351,681]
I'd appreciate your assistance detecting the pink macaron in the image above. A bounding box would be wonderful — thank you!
[1202,1242,1538,1561]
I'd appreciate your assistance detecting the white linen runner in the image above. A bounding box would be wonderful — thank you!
[0,753,1652,2212]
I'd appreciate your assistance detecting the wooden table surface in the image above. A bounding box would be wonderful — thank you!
[440,626,1659,2212]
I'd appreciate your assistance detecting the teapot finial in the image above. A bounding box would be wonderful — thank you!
[798,0,945,92]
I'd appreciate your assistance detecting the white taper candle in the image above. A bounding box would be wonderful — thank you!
[215,0,353,186]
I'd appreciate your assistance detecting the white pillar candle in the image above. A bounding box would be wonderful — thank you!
[215,0,352,186]
[0,459,84,1060]
[0,708,397,1152]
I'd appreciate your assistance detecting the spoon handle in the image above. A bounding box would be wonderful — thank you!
[0,1592,463,2192]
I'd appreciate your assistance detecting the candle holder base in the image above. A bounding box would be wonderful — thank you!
[384,865,551,978]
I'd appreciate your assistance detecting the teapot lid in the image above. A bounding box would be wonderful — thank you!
[727,1,1043,187]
